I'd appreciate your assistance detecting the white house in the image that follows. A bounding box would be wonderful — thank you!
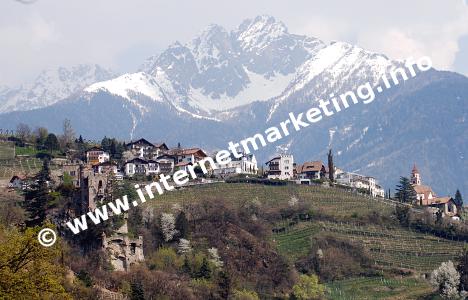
[167,147,208,164]
[155,154,176,175]
[336,172,385,197]
[295,161,326,184]
[265,154,294,180]
[86,147,110,165]
[213,153,258,177]
[124,158,159,177]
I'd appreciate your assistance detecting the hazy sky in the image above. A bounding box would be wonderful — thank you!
[1,0,467,86]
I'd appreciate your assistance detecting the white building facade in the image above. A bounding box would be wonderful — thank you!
[265,154,294,180]
[213,153,258,177]
[336,172,384,197]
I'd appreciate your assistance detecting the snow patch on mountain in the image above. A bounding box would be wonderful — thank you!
[84,72,165,103]
[188,68,294,111]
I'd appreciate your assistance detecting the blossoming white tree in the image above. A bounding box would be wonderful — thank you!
[178,238,192,254]
[160,213,178,242]
[430,260,460,299]
[208,247,223,268]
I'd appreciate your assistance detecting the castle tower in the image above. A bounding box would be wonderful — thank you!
[411,164,421,185]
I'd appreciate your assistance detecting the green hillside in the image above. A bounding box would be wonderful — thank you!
[151,182,464,299]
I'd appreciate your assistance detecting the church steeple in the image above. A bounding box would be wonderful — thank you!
[411,163,421,185]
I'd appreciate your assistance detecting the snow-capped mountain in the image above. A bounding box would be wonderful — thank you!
[0,64,114,113]
[84,15,398,117]
[0,15,466,196]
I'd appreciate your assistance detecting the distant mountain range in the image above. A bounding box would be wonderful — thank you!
[0,64,114,113]
[0,15,466,196]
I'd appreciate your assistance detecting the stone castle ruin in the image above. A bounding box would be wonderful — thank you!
[62,162,144,271]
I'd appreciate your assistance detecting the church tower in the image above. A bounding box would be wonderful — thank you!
[411,164,421,185]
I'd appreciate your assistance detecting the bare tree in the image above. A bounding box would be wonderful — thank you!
[60,119,75,149]
[16,123,31,142]
[34,127,48,146]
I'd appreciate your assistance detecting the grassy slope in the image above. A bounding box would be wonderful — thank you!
[149,183,464,299]
[326,277,434,300]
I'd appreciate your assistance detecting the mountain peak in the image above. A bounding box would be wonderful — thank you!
[236,15,288,52]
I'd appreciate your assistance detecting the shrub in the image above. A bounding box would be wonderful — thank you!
[232,289,260,300]
[292,274,326,300]
[148,247,181,272]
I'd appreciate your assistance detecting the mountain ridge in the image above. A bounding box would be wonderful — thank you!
[0,15,466,196]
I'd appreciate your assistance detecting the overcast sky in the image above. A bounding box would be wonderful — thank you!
[1,0,467,86]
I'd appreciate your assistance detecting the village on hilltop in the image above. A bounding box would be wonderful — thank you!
[1,135,464,271]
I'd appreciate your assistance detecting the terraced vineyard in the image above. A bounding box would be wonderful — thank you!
[318,221,465,273]
[0,142,14,160]
[0,158,44,179]
[273,218,465,272]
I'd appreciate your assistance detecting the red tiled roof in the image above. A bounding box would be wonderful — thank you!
[297,161,325,173]
[431,197,452,205]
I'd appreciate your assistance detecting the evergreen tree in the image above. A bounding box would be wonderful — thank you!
[110,140,117,157]
[395,205,410,227]
[454,189,463,207]
[130,282,145,300]
[44,133,60,152]
[197,257,212,279]
[76,135,86,154]
[24,159,53,226]
[175,211,189,238]
[101,136,111,152]
[218,271,232,299]
[395,177,417,204]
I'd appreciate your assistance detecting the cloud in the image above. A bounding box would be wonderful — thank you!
[356,12,468,71]
[0,0,467,85]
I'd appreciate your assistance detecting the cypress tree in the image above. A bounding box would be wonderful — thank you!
[454,189,463,207]
[327,149,334,182]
